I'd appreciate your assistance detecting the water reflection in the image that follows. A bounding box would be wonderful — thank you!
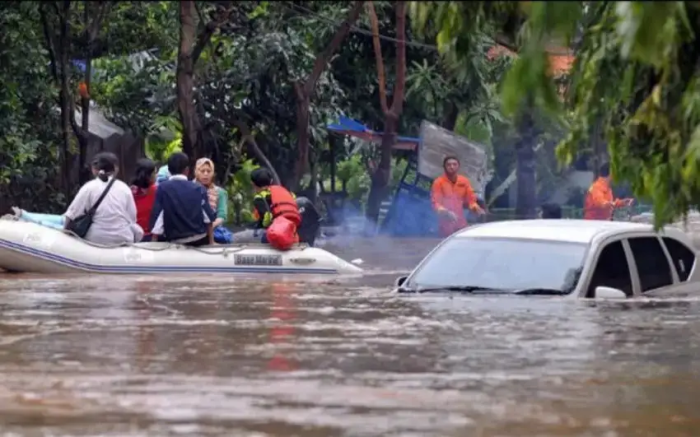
[0,240,699,435]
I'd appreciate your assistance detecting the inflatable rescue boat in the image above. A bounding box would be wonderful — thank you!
[0,215,362,275]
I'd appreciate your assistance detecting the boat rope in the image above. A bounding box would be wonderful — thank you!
[0,215,309,255]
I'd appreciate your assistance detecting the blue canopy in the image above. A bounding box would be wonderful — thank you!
[327,116,420,150]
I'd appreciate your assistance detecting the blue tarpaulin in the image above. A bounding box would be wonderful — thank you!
[327,116,420,150]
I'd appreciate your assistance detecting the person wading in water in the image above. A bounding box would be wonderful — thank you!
[430,156,485,237]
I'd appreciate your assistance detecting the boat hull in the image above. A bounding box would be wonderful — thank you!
[0,220,362,275]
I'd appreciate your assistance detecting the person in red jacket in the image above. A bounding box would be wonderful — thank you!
[130,158,158,241]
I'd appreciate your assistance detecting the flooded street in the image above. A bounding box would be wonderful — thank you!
[0,238,700,436]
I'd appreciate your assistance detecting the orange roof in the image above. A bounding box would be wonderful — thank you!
[487,44,575,77]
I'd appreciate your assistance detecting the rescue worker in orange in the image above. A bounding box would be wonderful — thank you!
[584,163,634,220]
[431,156,485,237]
[250,168,301,244]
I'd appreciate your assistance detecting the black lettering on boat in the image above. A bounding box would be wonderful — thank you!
[234,254,283,266]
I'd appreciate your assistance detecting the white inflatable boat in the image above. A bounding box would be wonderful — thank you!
[0,218,362,275]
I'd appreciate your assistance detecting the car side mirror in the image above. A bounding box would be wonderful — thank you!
[395,276,407,288]
[594,286,627,299]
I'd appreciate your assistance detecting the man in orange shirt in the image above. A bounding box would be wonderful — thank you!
[431,156,485,237]
[584,163,634,220]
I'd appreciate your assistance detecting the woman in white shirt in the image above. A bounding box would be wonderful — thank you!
[64,152,144,245]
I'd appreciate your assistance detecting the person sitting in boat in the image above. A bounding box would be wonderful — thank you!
[295,195,322,246]
[251,168,301,249]
[149,152,217,246]
[193,158,233,244]
[155,164,170,185]
[64,152,144,245]
[130,158,158,242]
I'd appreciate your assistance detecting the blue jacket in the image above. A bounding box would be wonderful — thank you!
[149,176,217,241]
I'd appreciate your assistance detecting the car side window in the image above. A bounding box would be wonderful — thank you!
[586,241,633,297]
[627,237,673,292]
[662,237,696,282]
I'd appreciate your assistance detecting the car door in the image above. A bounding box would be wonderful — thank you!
[584,239,637,298]
[626,236,676,294]
[660,236,697,282]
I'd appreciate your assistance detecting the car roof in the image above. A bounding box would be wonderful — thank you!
[454,219,680,244]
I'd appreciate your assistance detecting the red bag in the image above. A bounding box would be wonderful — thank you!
[266,216,298,251]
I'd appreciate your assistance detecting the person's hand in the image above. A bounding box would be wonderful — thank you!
[212,218,223,228]
[472,205,486,216]
[623,198,635,206]
[440,209,458,222]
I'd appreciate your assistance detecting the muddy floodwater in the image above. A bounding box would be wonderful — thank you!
[1,237,700,436]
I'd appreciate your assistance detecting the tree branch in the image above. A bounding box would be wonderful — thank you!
[192,4,236,65]
[39,6,59,84]
[302,1,365,97]
[87,2,112,42]
[389,1,406,117]
[233,119,281,185]
[367,1,389,115]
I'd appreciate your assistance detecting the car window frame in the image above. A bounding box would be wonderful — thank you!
[624,234,679,293]
[660,236,697,282]
[579,236,639,298]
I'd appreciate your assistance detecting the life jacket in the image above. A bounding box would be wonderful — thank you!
[269,185,301,226]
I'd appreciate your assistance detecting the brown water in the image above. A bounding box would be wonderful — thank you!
[1,237,700,436]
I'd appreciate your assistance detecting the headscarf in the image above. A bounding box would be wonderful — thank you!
[195,158,219,212]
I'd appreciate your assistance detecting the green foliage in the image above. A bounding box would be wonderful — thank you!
[0,2,65,211]
[226,158,260,225]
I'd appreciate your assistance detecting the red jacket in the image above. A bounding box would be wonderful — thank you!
[131,184,157,235]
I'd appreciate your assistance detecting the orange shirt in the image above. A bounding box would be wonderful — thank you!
[431,174,478,237]
[584,177,624,220]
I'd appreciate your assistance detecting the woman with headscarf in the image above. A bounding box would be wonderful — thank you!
[193,158,233,244]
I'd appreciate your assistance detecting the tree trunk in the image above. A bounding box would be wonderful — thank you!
[365,114,397,231]
[177,1,199,163]
[58,1,73,196]
[290,1,365,191]
[441,102,459,131]
[177,2,235,166]
[364,1,407,231]
[292,88,311,191]
[515,113,537,220]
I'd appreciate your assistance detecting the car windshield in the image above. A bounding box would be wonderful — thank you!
[406,237,588,294]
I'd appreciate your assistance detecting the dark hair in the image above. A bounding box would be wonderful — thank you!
[250,168,273,187]
[599,162,610,178]
[131,158,156,189]
[167,152,190,176]
[443,155,460,168]
[541,203,562,219]
[91,152,119,182]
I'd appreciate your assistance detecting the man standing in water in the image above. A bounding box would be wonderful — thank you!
[584,163,634,220]
[430,156,485,237]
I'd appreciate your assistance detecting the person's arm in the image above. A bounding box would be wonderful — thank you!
[213,187,228,227]
[63,184,90,230]
[252,194,272,229]
[462,178,484,214]
[149,188,165,241]
[430,179,447,215]
[199,187,217,244]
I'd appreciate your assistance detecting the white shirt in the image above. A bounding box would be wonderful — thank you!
[65,177,143,245]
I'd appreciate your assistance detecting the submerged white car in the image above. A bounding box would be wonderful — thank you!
[395,220,699,299]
